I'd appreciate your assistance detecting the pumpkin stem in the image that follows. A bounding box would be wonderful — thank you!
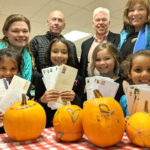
[93,89,103,98]
[21,93,27,105]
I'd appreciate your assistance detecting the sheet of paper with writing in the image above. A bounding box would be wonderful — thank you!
[0,78,9,102]
[0,76,30,127]
[125,84,150,115]
[86,76,119,101]
[54,64,77,91]
[43,64,77,109]
[9,75,31,94]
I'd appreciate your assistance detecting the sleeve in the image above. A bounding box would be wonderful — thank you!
[71,93,81,108]
[79,43,88,78]
[30,37,39,70]
[120,95,130,117]
[71,43,79,69]
[33,71,46,101]
[67,40,79,69]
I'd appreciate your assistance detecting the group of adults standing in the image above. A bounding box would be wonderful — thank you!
[0,0,150,129]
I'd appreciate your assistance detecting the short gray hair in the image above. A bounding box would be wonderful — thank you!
[93,7,110,21]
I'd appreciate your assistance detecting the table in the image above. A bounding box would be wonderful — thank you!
[0,128,149,150]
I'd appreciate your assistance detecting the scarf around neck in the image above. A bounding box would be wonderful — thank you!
[0,42,32,81]
[118,24,150,52]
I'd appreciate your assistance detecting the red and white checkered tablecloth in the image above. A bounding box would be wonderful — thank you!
[0,128,149,150]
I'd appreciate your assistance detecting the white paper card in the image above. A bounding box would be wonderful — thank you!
[125,84,150,115]
[0,88,22,127]
[42,64,77,109]
[0,78,9,102]
[86,76,119,100]
[9,75,31,94]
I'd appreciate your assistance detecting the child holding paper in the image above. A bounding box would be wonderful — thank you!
[89,42,124,102]
[34,37,80,128]
[0,48,22,133]
[120,50,150,119]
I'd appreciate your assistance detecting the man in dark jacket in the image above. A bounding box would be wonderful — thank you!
[79,7,120,78]
[30,10,79,72]
[78,7,120,105]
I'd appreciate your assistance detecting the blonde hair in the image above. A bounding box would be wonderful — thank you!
[123,0,150,30]
[91,42,119,76]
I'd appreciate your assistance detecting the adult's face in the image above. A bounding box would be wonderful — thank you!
[4,21,30,48]
[92,11,110,36]
[47,11,65,36]
[128,2,147,32]
[50,41,68,66]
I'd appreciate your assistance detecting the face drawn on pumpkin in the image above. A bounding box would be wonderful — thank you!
[53,105,83,142]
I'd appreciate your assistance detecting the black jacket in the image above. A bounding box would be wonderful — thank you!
[77,31,120,106]
[30,32,79,72]
[79,31,120,78]
[34,71,81,128]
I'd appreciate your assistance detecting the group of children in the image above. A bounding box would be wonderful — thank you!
[0,38,150,133]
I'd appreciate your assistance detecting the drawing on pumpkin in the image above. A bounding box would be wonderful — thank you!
[66,107,80,122]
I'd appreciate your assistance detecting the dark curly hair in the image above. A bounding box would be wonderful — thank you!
[120,50,150,83]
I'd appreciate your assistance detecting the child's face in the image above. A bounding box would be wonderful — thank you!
[95,49,115,76]
[0,58,19,83]
[128,55,150,85]
[50,41,68,66]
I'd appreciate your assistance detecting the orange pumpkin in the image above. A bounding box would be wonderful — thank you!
[3,95,46,141]
[53,105,83,142]
[126,112,150,148]
[82,97,125,147]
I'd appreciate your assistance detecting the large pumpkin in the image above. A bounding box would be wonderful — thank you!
[82,97,125,147]
[126,112,150,148]
[3,95,46,141]
[53,105,83,142]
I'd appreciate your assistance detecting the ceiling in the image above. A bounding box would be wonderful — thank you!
[0,0,127,58]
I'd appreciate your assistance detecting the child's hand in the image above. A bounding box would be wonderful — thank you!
[0,112,4,123]
[60,90,75,102]
[41,89,60,103]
